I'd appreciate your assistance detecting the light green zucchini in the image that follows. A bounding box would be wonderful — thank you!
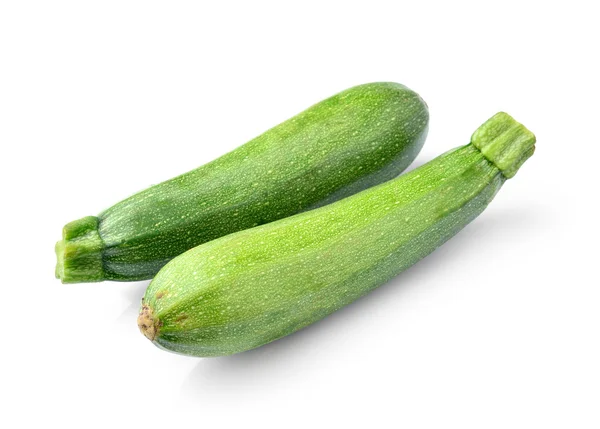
[55,82,428,283]
[138,112,535,357]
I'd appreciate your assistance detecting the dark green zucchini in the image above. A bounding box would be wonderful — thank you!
[55,82,428,283]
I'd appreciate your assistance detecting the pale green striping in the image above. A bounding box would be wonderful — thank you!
[143,112,535,357]
[145,145,503,356]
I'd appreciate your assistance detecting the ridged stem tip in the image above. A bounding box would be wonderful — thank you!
[471,112,536,178]
[55,216,106,283]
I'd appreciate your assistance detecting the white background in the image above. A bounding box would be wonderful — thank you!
[1,1,598,428]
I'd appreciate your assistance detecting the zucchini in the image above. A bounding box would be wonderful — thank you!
[138,112,535,357]
[55,82,428,283]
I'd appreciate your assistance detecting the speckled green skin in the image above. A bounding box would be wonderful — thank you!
[141,112,536,357]
[55,82,428,283]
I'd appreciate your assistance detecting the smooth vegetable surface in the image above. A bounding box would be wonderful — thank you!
[55,82,428,283]
[138,112,536,357]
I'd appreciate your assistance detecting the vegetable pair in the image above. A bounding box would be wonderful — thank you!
[55,83,535,357]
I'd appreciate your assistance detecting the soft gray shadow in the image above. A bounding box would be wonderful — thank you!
[181,206,544,396]
[116,280,150,322]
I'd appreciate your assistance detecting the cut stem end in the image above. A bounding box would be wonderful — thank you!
[55,216,106,283]
[471,112,536,178]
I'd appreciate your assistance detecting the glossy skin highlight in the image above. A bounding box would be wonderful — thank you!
[140,113,536,357]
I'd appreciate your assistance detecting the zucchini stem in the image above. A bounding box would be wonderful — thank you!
[471,112,536,178]
[55,216,106,283]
